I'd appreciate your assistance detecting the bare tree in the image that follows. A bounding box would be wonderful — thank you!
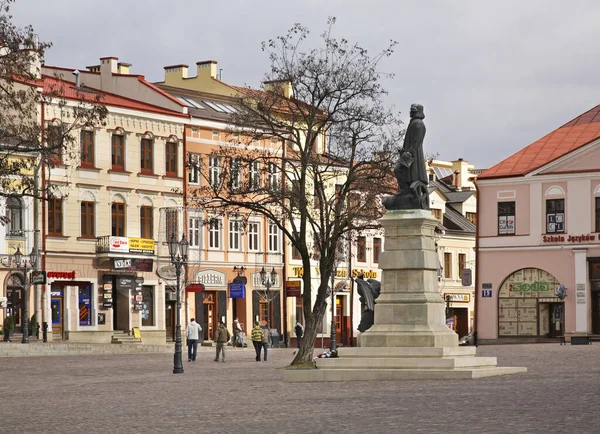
[0,0,107,201]
[190,18,403,366]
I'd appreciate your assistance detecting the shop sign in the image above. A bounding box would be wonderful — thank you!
[102,302,113,309]
[128,237,155,254]
[133,303,144,311]
[444,293,470,302]
[290,266,377,279]
[47,271,76,280]
[286,280,301,297]
[116,276,134,291]
[228,282,245,299]
[31,270,47,284]
[186,283,205,293]
[157,265,177,280]
[576,283,586,304]
[113,258,153,272]
[542,234,597,243]
[252,272,281,288]
[509,281,551,292]
[108,236,129,252]
[194,269,226,288]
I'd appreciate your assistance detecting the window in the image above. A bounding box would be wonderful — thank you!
[373,237,381,264]
[268,222,279,252]
[248,222,259,251]
[165,141,178,176]
[458,253,466,278]
[249,160,260,190]
[80,130,94,166]
[165,208,178,240]
[292,244,301,260]
[48,197,63,236]
[140,138,153,173]
[596,197,600,232]
[230,158,241,190]
[498,201,515,235]
[259,299,269,325]
[189,217,202,248]
[209,219,221,249]
[111,202,126,236]
[546,199,565,234]
[188,153,200,185]
[431,209,442,220]
[5,197,23,236]
[229,219,241,250]
[141,286,154,327]
[268,162,280,191]
[357,236,366,262]
[209,155,221,188]
[444,252,452,279]
[212,130,220,141]
[140,206,153,239]
[80,201,95,238]
[466,212,477,225]
[47,125,62,163]
[313,183,321,209]
[111,134,125,170]
[78,285,92,326]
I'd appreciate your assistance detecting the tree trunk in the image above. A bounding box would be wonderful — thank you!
[291,298,327,366]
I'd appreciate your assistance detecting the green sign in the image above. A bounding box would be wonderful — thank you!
[510,281,551,292]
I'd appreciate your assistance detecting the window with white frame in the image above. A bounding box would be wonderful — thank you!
[229,219,241,250]
[189,216,202,248]
[268,222,279,252]
[268,162,280,191]
[188,153,200,185]
[209,218,221,249]
[230,158,241,190]
[249,160,260,190]
[209,155,221,189]
[248,222,259,252]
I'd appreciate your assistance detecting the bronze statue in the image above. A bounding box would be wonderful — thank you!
[355,274,381,332]
[383,103,430,210]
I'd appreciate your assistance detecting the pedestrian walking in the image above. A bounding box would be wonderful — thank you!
[294,321,304,349]
[214,319,231,362]
[185,318,202,362]
[232,317,243,347]
[251,321,264,362]
[261,324,271,361]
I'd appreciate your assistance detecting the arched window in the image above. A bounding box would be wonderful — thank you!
[6,197,23,236]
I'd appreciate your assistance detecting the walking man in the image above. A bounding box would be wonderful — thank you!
[261,324,271,361]
[251,321,264,362]
[185,318,202,362]
[294,321,304,349]
[214,319,230,362]
[232,317,243,347]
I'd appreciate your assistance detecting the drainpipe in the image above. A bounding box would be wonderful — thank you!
[473,179,480,347]
[40,102,48,334]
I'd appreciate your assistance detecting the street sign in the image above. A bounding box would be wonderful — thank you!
[286,280,301,297]
[228,282,245,298]
[482,290,493,298]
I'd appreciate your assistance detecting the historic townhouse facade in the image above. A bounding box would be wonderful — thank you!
[477,104,600,342]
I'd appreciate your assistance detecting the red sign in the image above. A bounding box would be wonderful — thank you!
[542,234,596,243]
[47,271,76,279]
[286,280,302,297]
[186,283,205,293]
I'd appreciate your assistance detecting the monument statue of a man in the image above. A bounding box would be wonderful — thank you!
[383,103,430,210]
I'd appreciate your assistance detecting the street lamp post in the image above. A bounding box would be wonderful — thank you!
[13,247,38,344]
[259,266,278,331]
[168,233,189,374]
[329,268,337,352]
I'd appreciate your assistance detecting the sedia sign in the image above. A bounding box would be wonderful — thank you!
[291,266,377,279]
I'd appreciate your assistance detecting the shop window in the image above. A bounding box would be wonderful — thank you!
[111,202,126,237]
[444,252,452,279]
[248,222,259,251]
[81,201,95,238]
[546,199,565,233]
[458,253,466,277]
[595,197,600,232]
[80,130,94,167]
[466,212,477,224]
[111,134,125,170]
[78,285,92,326]
[373,237,382,264]
[48,196,63,236]
[296,296,304,326]
[498,201,515,235]
[165,141,178,176]
[357,236,366,262]
[142,286,155,327]
[5,196,23,236]
[140,206,153,239]
[259,298,269,325]
[140,138,154,173]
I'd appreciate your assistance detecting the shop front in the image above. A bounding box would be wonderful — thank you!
[192,268,227,341]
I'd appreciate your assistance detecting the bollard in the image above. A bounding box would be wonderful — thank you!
[42,321,48,343]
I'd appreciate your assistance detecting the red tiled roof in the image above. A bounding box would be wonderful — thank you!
[479,104,600,179]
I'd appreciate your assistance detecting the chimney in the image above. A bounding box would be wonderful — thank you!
[196,60,218,80]
[451,158,469,190]
[72,69,81,87]
[164,64,189,84]
[117,62,131,74]
[100,56,118,74]
[27,35,41,79]
[264,79,293,98]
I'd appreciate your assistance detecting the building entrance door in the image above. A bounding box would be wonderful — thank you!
[549,303,564,338]
[203,292,215,341]
[51,296,63,339]
[165,300,176,341]
[592,292,600,335]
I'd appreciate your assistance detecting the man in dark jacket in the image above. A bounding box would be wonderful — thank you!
[214,320,230,362]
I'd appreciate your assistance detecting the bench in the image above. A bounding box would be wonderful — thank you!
[559,335,592,345]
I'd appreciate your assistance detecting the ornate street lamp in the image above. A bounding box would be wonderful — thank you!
[259,267,277,330]
[168,233,188,374]
[13,247,38,344]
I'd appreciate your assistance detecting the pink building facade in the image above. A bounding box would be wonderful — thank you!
[476,105,600,342]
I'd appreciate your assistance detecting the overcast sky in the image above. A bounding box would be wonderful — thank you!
[10,0,600,168]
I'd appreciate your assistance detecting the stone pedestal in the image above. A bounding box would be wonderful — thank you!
[284,210,527,382]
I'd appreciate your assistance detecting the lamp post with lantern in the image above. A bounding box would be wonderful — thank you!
[13,247,38,344]
[168,233,189,374]
[259,266,278,331]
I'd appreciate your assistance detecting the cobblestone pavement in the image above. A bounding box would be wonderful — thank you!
[0,344,598,434]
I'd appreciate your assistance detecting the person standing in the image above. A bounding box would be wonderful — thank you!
[261,323,271,362]
[251,321,264,362]
[185,318,202,362]
[214,319,231,362]
[232,317,243,347]
[294,321,304,349]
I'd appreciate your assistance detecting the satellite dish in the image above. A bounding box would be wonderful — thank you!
[556,284,567,300]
